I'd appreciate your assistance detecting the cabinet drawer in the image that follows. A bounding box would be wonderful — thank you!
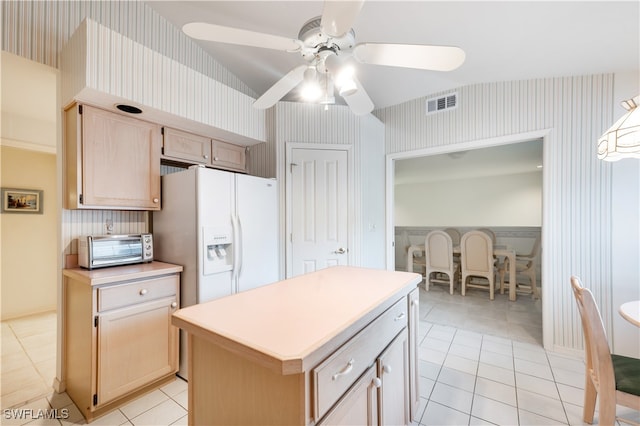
[98,275,178,312]
[313,297,408,421]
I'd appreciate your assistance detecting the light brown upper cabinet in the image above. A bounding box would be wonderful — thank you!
[64,104,162,210]
[162,127,211,165]
[162,126,247,173]
[211,140,246,172]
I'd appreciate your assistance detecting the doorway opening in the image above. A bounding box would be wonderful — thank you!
[385,130,548,344]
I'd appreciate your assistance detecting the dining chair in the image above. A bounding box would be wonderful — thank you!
[424,230,459,294]
[500,235,541,298]
[460,231,498,300]
[443,228,461,246]
[406,244,426,279]
[570,276,640,425]
[476,228,496,244]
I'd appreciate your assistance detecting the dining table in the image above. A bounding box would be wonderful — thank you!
[406,244,518,301]
[619,300,640,327]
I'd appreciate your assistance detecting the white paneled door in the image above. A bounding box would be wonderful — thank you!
[289,147,349,277]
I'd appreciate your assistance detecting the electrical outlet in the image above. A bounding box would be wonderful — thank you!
[105,218,114,234]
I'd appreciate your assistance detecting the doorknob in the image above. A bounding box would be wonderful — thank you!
[334,247,348,254]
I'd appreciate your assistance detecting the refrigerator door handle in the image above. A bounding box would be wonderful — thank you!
[231,214,242,287]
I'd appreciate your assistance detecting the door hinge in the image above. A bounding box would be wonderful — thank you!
[161,147,165,155]
[94,316,98,327]
[79,194,83,204]
[290,163,298,173]
[93,394,98,405]
[161,127,165,135]
[78,105,83,115]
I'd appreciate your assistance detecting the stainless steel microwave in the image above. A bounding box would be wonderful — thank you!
[78,234,153,269]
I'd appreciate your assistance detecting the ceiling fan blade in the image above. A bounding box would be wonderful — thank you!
[183,22,301,52]
[354,43,466,71]
[320,0,365,37]
[342,78,374,115]
[253,65,307,109]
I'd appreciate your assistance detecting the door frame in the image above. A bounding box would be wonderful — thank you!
[385,129,552,348]
[285,142,355,278]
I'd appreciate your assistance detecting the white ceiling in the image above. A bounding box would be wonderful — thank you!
[145,1,640,110]
[394,139,543,184]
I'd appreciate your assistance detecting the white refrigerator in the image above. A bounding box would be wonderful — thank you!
[152,166,279,377]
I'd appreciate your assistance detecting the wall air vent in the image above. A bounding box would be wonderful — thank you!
[426,92,458,115]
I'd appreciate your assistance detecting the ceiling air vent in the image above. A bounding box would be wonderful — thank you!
[426,92,458,115]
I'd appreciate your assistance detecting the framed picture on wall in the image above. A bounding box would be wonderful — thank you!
[1,188,43,214]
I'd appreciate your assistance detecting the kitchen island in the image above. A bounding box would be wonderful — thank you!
[172,266,421,425]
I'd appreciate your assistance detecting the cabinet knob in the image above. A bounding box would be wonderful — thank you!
[153,198,159,203]
[203,154,209,159]
[171,302,178,309]
[372,377,382,388]
[382,364,392,374]
[139,289,148,296]
[214,156,219,161]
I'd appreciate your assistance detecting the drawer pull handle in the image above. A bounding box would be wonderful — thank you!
[332,359,355,381]
[139,289,148,296]
[171,302,178,309]
[394,312,406,321]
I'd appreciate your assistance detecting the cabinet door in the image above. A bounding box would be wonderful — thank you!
[162,127,212,165]
[407,289,421,420]
[319,365,379,426]
[96,296,178,406]
[81,105,162,210]
[378,328,410,426]
[211,140,246,172]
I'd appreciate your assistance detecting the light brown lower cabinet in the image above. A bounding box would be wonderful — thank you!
[319,365,379,426]
[408,288,421,420]
[378,328,410,426]
[320,328,410,426]
[63,263,181,422]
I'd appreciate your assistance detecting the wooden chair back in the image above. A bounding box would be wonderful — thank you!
[570,276,640,425]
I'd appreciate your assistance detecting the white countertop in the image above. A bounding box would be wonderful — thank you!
[172,266,421,375]
[63,261,183,286]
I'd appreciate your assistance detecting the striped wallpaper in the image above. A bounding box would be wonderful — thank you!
[375,75,615,352]
[60,19,265,142]
[2,0,254,97]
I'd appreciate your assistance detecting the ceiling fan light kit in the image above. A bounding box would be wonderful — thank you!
[181,0,465,115]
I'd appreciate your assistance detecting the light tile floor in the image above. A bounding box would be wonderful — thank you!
[415,284,639,426]
[1,285,638,425]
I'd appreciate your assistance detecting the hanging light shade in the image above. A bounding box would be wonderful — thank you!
[300,65,322,101]
[597,95,640,161]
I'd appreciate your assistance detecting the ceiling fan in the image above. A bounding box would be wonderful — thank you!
[182,1,465,115]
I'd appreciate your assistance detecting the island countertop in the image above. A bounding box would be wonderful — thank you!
[171,266,421,375]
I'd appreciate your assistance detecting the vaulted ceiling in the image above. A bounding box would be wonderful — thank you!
[146,1,639,110]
